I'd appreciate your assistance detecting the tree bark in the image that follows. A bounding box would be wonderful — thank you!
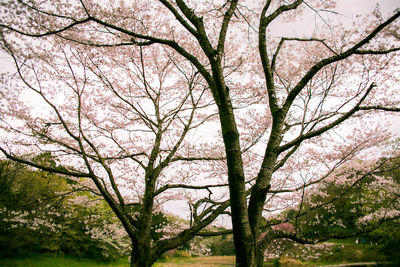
[130,246,157,267]
[215,86,256,266]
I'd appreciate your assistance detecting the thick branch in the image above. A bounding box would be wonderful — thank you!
[154,182,229,196]
[259,0,304,113]
[358,105,400,112]
[196,229,233,236]
[0,147,90,178]
[217,0,239,53]
[282,10,400,113]
[158,0,198,37]
[154,198,230,254]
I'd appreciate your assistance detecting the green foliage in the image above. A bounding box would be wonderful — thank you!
[0,158,130,260]
[294,157,400,243]
[267,155,400,264]
[317,244,387,264]
[175,228,234,256]
[265,241,389,264]
[0,253,129,267]
[365,156,400,263]
[0,159,67,209]
[208,234,235,256]
[369,219,400,263]
[0,159,69,257]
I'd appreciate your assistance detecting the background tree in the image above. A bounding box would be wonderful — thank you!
[0,157,131,259]
[364,155,400,263]
[258,152,400,263]
[1,1,400,266]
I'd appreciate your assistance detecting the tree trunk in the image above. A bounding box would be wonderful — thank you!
[130,247,157,267]
[256,242,269,267]
[217,99,256,266]
[131,172,157,267]
[208,52,258,265]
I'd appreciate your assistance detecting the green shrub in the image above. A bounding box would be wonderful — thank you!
[273,258,280,267]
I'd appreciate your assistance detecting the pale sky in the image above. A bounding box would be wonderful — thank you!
[338,0,399,15]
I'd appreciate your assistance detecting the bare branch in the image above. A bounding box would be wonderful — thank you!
[279,83,376,153]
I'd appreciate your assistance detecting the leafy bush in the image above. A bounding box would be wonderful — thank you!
[369,220,400,264]
[209,235,235,256]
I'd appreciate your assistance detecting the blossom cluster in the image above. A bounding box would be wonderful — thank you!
[264,240,339,261]
[1,205,63,233]
[185,237,212,257]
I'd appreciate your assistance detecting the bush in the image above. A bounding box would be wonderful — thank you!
[208,235,235,256]
[369,221,400,264]
[273,258,280,267]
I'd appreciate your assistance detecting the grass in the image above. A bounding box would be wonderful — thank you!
[0,254,130,267]
[154,256,235,267]
[0,246,391,267]
[0,254,236,267]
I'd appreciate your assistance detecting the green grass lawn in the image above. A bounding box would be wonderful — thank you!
[0,254,130,267]
[0,254,237,267]
[154,256,235,266]
[0,246,391,267]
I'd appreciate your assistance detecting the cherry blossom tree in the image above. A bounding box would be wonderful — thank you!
[1,1,400,266]
[0,22,232,266]
[260,150,400,262]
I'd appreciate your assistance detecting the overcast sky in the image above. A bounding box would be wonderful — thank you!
[338,0,399,15]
